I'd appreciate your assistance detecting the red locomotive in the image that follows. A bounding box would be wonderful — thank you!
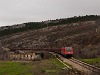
[61,47,73,57]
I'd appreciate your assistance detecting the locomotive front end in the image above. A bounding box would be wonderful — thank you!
[61,47,73,57]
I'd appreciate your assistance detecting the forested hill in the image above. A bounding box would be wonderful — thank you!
[0,15,100,58]
[0,15,100,37]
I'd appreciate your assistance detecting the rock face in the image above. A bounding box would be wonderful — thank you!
[0,20,100,58]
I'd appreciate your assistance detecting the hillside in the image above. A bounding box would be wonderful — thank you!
[0,15,100,58]
[0,15,100,36]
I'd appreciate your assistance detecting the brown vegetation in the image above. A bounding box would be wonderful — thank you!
[0,20,100,58]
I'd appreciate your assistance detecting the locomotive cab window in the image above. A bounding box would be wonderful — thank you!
[65,47,72,51]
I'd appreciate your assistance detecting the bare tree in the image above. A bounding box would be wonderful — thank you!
[0,40,3,53]
[0,40,8,60]
[0,40,3,60]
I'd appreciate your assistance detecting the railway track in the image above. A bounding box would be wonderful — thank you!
[69,58,100,75]
[56,54,100,75]
[60,57,100,75]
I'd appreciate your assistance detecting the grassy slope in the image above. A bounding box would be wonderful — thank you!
[0,61,32,75]
[0,59,66,75]
[82,58,100,68]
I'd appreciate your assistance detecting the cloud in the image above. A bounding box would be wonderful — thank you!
[0,0,100,26]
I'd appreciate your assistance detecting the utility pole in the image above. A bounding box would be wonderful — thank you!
[47,23,48,28]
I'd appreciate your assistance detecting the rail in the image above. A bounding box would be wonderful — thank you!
[69,58,100,75]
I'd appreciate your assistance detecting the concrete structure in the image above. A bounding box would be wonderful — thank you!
[8,52,36,60]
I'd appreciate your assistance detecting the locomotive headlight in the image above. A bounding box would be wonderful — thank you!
[68,52,70,54]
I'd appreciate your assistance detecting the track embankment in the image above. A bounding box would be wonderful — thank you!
[58,56,100,75]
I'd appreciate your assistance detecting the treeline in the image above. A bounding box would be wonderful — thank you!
[0,15,100,37]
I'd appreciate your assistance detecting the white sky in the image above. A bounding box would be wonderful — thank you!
[0,0,100,27]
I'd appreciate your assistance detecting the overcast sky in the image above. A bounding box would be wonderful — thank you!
[0,0,100,27]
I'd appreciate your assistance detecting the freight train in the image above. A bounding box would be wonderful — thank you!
[11,47,73,57]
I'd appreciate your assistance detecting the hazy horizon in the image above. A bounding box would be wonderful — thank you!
[0,0,100,27]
